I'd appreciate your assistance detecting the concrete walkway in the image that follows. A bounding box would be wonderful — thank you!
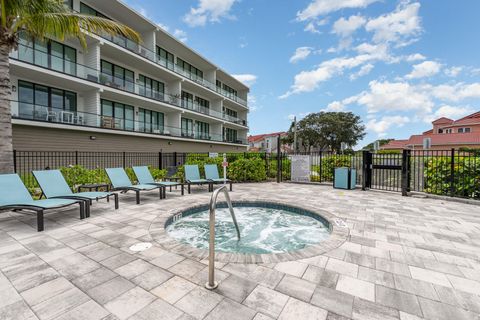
[0,183,479,320]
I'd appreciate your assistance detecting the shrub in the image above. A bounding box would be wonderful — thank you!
[227,158,267,182]
[313,155,353,182]
[424,156,480,198]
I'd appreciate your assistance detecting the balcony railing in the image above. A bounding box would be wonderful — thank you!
[10,43,248,127]
[94,32,248,107]
[10,101,246,145]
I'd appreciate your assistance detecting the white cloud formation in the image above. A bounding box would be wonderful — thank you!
[304,18,329,34]
[297,0,380,21]
[405,61,442,79]
[444,66,463,77]
[173,29,188,42]
[183,0,237,27]
[405,53,426,62]
[365,1,422,46]
[350,63,374,80]
[429,82,480,102]
[289,47,314,63]
[429,105,473,121]
[354,80,434,114]
[332,15,366,37]
[280,43,391,98]
[322,101,346,112]
[232,74,257,87]
[367,116,410,137]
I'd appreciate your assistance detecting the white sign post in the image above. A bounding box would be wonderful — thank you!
[222,153,228,185]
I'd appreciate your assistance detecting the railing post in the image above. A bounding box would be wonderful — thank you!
[401,149,410,196]
[123,152,126,168]
[173,152,177,166]
[362,150,370,191]
[159,152,162,170]
[319,151,323,183]
[75,150,78,165]
[276,135,281,183]
[450,148,455,196]
[13,150,17,173]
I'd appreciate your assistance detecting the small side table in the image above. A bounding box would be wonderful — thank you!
[77,183,110,193]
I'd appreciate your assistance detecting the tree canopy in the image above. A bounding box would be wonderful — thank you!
[285,112,366,152]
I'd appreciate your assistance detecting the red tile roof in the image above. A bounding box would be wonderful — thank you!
[381,139,409,149]
[432,117,453,124]
[406,132,480,146]
[248,132,286,143]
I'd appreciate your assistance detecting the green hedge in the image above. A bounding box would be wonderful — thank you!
[424,156,480,198]
[311,155,353,182]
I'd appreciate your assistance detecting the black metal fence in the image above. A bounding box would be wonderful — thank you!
[13,149,480,200]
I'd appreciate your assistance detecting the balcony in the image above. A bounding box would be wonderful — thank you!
[10,101,247,145]
[95,33,248,107]
[10,43,248,127]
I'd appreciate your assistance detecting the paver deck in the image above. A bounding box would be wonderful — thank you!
[0,182,479,320]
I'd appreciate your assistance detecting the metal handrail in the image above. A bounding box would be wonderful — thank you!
[205,185,240,290]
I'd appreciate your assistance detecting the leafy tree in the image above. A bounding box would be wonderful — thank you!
[286,112,366,152]
[0,0,140,173]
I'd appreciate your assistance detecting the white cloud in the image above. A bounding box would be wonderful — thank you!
[350,63,374,80]
[289,47,314,63]
[280,44,391,98]
[157,23,169,32]
[365,1,422,46]
[354,80,434,114]
[332,15,366,37]
[444,66,463,77]
[183,0,237,27]
[297,0,380,21]
[405,53,426,62]
[232,74,257,87]
[423,105,473,123]
[304,18,329,34]
[430,82,480,102]
[405,61,442,79]
[173,29,188,42]
[322,101,346,112]
[367,116,410,137]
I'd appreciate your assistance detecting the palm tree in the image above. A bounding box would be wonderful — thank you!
[0,0,140,173]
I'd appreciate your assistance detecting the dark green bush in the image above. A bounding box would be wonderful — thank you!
[227,158,267,182]
[424,156,480,198]
[311,155,352,182]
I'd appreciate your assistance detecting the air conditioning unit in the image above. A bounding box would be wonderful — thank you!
[423,137,431,150]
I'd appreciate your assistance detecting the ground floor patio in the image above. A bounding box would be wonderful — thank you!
[0,183,479,320]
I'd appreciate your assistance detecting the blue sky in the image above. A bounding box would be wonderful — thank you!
[124,0,480,147]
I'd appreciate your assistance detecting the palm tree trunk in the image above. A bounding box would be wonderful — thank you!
[0,42,13,173]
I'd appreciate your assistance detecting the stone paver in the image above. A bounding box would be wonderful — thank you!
[0,183,478,320]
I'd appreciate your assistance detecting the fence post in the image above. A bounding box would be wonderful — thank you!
[362,150,369,191]
[75,151,78,165]
[123,152,126,168]
[173,152,177,166]
[13,150,17,173]
[319,151,323,183]
[159,152,162,170]
[401,149,410,196]
[450,148,455,196]
[276,135,281,183]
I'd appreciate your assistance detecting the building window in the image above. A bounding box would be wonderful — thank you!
[138,108,164,133]
[458,128,464,133]
[100,99,134,131]
[223,127,238,143]
[80,2,108,18]
[176,58,203,81]
[445,128,452,134]
[195,121,210,139]
[438,128,443,134]
[465,127,471,133]
[138,75,164,101]
[223,84,237,99]
[458,127,471,133]
[18,33,76,75]
[63,0,73,9]
[195,96,210,114]
[223,107,238,118]
[181,118,194,137]
[181,91,194,109]
[156,47,174,70]
[100,60,134,92]
[18,80,76,120]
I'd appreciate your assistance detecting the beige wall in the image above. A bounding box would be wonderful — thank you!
[12,125,247,153]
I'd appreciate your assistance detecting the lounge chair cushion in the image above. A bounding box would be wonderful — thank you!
[188,179,210,184]
[70,191,112,200]
[184,165,202,181]
[106,168,134,189]
[132,166,155,184]
[22,198,78,209]
[204,164,221,180]
[32,170,73,197]
[209,178,231,183]
[0,174,35,206]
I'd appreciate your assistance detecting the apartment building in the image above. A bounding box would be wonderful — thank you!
[381,111,480,150]
[248,132,292,153]
[9,0,249,152]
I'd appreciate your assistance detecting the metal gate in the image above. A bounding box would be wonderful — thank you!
[362,150,410,195]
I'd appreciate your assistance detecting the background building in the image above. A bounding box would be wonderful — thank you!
[248,132,291,152]
[9,0,249,152]
[381,111,480,150]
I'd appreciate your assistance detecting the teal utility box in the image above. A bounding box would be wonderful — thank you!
[334,167,356,190]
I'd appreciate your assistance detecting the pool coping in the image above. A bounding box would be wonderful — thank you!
[148,198,349,264]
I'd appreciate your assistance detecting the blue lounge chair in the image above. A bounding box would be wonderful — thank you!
[184,165,213,193]
[132,166,184,198]
[105,168,161,204]
[204,164,233,191]
[0,174,85,232]
[32,170,118,217]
